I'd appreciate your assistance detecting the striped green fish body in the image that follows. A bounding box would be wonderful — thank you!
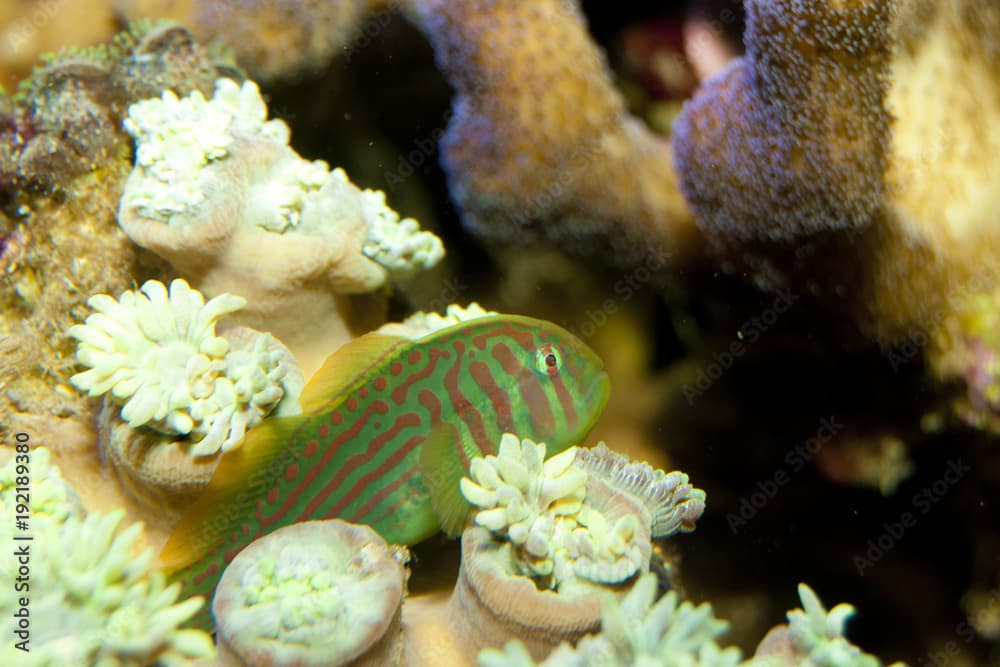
[161,315,609,629]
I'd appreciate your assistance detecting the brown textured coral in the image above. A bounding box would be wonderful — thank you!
[114,0,397,82]
[672,0,1000,350]
[0,24,239,437]
[672,0,893,282]
[413,0,699,270]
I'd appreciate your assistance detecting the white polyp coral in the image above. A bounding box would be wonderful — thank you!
[69,278,294,456]
[461,434,646,587]
[477,577,902,667]
[0,511,214,667]
[557,506,643,586]
[478,573,742,667]
[360,188,445,277]
[785,585,885,667]
[121,77,443,280]
[213,521,406,666]
[123,77,315,227]
[378,302,498,339]
[0,451,213,666]
[575,442,707,538]
[0,447,81,523]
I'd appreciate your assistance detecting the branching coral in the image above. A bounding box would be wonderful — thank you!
[118,77,444,376]
[858,0,1000,367]
[0,449,214,666]
[671,0,1000,357]
[212,519,407,667]
[70,278,300,456]
[672,0,893,289]
[412,0,698,269]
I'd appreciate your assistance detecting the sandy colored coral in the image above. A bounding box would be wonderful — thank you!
[857,0,1000,342]
[121,78,443,280]
[98,401,222,531]
[114,0,399,82]
[413,0,698,270]
[0,23,238,438]
[118,77,443,378]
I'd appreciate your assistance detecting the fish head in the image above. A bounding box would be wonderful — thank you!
[505,315,611,453]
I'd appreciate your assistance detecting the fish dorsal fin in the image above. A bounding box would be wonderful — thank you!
[299,333,410,414]
[158,414,306,571]
[419,423,475,538]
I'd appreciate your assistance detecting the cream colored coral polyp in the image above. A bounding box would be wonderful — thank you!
[213,520,406,667]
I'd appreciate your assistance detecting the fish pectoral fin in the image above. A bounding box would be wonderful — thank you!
[158,414,306,571]
[299,333,410,413]
[418,423,474,538]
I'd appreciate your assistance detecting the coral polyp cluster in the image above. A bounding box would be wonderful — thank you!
[121,77,444,281]
[70,278,298,456]
[0,449,213,666]
[213,520,407,667]
[481,576,898,667]
[118,76,444,376]
[461,435,707,588]
[413,0,698,267]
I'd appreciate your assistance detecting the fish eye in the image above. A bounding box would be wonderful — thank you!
[535,344,562,376]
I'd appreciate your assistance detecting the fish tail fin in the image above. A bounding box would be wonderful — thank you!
[158,414,308,571]
[419,424,474,538]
